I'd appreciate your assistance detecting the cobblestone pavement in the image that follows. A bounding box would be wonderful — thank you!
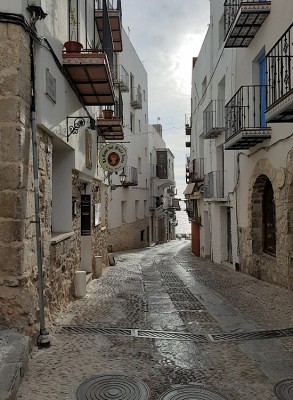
[17,240,293,400]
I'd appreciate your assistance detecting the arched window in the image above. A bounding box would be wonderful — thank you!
[262,179,276,255]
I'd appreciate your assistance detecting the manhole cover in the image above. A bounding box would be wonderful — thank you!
[76,375,150,399]
[158,386,229,400]
[275,379,293,400]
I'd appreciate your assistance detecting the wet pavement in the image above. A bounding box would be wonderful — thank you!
[16,240,293,400]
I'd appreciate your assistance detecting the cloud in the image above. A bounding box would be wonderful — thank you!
[122,0,210,196]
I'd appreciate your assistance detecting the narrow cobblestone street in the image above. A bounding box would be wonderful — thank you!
[17,240,293,400]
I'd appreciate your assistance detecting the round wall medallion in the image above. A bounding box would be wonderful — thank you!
[158,385,229,400]
[98,144,127,172]
[76,374,150,400]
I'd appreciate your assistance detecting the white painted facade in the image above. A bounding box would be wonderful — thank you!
[186,0,293,290]
[187,0,238,265]
[149,125,176,244]
[108,31,177,249]
[107,28,151,249]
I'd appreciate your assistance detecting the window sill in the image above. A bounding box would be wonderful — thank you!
[51,231,75,244]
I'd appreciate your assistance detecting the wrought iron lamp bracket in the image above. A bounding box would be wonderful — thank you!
[67,116,96,142]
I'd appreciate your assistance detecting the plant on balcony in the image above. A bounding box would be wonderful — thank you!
[102,108,114,119]
[63,5,83,53]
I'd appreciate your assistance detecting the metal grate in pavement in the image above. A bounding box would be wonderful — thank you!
[60,326,132,336]
[60,325,293,344]
[209,329,289,342]
[137,329,207,342]
[158,385,229,399]
[274,379,293,400]
[76,374,150,400]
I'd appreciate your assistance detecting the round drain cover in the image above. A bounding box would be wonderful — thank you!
[76,374,150,400]
[275,379,293,400]
[158,385,229,400]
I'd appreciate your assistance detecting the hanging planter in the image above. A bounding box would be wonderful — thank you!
[102,109,114,119]
[63,41,83,53]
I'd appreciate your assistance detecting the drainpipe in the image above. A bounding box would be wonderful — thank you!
[30,36,50,348]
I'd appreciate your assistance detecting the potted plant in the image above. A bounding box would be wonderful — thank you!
[102,108,114,119]
[63,6,83,53]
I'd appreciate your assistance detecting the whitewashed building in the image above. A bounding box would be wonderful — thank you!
[0,0,126,335]
[185,0,238,265]
[185,0,293,291]
[149,124,177,244]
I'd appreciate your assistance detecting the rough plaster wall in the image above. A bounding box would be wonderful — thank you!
[109,217,149,252]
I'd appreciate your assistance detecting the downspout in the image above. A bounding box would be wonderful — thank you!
[30,36,50,348]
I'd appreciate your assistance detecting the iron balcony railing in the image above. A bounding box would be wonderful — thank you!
[204,171,225,199]
[224,0,271,48]
[225,85,267,140]
[130,87,142,109]
[266,23,293,111]
[203,100,225,139]
[113,64,129,92]
[189,158,204,182]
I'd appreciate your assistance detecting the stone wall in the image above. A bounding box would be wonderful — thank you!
[0,23,38,333]
[239,158,292,290]
[109,217,149,252]
[92,183,109,268]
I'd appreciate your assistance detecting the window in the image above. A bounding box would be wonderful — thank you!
[262,180,276,255]
[135,200,139,219]
[138,157,142,173]
[130,112,135,132]
[143,90,146,101]
[139,119,141,132]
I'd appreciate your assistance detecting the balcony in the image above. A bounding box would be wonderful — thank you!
[123,166,138,187]
[203,100,225,139]
[185,138,191,147]
[63,50,115,106]
[130,87,142,109]
[95,0,123,52]
[185,113,192,135]
[96,89,123,140]
[204,171,225,199]
[189,158,205,182]
[113,64,129,92]
[266,23,293,123]
[225,85,271,150]
[224,0,271,48]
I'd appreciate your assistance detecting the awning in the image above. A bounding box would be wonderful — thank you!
[183,182,196,195]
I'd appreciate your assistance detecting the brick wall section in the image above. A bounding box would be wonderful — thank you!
[109,217,149,252]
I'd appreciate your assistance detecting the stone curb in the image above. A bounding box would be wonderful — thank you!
[0,329,30,400]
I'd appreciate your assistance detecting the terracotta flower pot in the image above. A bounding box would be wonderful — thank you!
[102,109,114,119]
[63,41,83,53]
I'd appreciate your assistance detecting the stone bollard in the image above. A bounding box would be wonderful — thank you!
[74,271,86,298]
[93,255,103,279]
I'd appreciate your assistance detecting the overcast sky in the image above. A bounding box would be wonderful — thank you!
[121,1,210,198]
